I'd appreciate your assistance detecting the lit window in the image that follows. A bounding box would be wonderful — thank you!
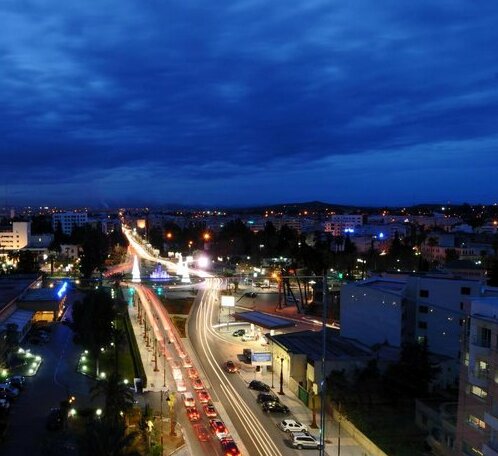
[467,414,485,430]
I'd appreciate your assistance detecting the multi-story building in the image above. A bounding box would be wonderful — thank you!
[0,221,31,251]
[52,212,88,236]
[324,214,364,236]
[455,297,498,456]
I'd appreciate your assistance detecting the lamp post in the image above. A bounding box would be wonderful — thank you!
[271,341,274,389]
[278,357,285,395]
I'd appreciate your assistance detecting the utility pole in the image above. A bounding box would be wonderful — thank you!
[319,272,328,456]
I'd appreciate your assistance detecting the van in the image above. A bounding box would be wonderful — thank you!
[291,432,320,449]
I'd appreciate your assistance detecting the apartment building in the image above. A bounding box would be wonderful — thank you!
[324,214,364,236]
[455,298,498,456]
[52,212,88,236]
[0,221,31,251]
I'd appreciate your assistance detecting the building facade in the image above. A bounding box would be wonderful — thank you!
[0,221,31,251]
[52,212,88,236]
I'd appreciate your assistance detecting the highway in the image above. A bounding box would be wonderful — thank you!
[124,229,313,456]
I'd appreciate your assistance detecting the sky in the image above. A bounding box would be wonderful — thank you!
[1,0,498,208]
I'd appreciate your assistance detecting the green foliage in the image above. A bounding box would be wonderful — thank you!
[79,226,109,278]
[80,420,140,456]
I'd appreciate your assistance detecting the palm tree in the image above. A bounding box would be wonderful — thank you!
[82,420,141,456]
[91,372,135,425]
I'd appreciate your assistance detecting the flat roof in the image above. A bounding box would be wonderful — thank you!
[233,311,295,329]
[360,280,406,292]
[0,309,34,331]
[20,288,61,302]
[268,329,371,361]
[0,275,39,312]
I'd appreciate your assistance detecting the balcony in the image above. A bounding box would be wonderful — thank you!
[471,336,491,356]
[484,441,498,456]
[485,412,498,431]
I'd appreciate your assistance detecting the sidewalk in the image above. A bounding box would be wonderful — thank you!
[237,364,369,456]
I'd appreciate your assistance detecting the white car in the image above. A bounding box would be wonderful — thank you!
[241,333,256,342]
[182,392,195,407]
[279,419,308,433]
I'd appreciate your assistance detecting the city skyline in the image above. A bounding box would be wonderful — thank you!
[1,1,498,207]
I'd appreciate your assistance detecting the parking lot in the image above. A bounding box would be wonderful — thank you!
[1,318,95,454]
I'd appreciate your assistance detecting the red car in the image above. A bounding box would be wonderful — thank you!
[186,406,200,422]
[197,390,211,403]
[225,361,238,373]
[192,377,204,390]
[194,424,210,442]
[187,368,198,379]
[209,419,228,439]
[203,403,217,418]
[221,438,241,456]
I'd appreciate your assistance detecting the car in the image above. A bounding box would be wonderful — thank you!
[220,437,241,456]
[193,423,210,442]
[186,406,201,422]
[262,401,290,414]
[192,377,204,390]
[242,348,252,362]
[182,392,195,407]
[232,329,246,337]
[248,380,270,392]
[225,361,238,373]
[279,419,308,433]
[46,408,64,431]
[209,419,228,439]
[175,379,186,392]
[183,357,193,368]
[6,376,25,390]
[0,399,10,412]
[291,432,320,449]
[197,390,211,403]
[257,392,279,404]
[241,333,256,342]
[244,292,257,298]
[187,368,198,379]
[0,384,19,400]
[203,403,217,418]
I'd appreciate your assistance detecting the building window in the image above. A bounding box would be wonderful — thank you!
[467,414,486,431]
[479,327,491,348]
[462,441,484,456]
[470,384,488,399]
[418,321,427,329]
[419,289,429,298]
[419,305,429,314]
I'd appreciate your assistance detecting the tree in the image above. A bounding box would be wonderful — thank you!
[81,420,140,456]
[91,372,135,426]
[80,226,109,279]
[72,290,115,376]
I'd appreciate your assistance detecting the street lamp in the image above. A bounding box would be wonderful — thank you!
[278,357,285,395]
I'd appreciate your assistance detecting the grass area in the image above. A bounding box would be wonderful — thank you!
[344,400,427,456]
[170,316,187,338]
[159,296,194,315]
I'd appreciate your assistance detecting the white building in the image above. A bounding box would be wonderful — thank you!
[52,212,88,236]
[324,214,364,236]
[0,222,31,251]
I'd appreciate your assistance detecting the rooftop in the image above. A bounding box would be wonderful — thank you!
[20,287,61,302]
[233,311,295,329]
[268,329,371,361]
[0,275,40,313]
[359,279,406,293]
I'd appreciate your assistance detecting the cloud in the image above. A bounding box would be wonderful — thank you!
[0,1,497,205]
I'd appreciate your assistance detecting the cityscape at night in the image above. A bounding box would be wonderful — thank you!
[1,1,498,456]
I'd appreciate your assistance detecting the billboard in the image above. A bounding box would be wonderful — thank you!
[251,352,272,366]
[221,296,235,307]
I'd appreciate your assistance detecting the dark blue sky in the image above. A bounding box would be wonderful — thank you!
[1,1,498,207]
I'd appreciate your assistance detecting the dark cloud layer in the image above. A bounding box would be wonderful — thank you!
[1,0,497,206]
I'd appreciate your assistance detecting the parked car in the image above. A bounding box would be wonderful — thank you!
[0,399,10,412]
[257,392,279,404]
[244,292,257,298]
[0,384,19,400]
[225,361,238,373]
[241,333,256,342]
[6,376,25,390]
[220,437,241,456]
[232,329,246,337]
[46,408,64,431]
[291,432,320,449]
[242,348,252,362]
[262,401,289,414]
[248,380,270,392]
[279,419,308,433]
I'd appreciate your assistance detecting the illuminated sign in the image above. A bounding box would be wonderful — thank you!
[221,296,235,307]
[251,352,272,365]
[57,282,68,298]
